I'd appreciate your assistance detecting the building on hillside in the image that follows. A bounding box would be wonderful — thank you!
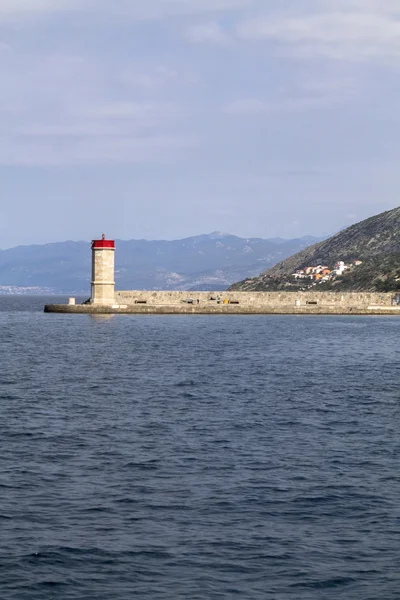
[293,270,306,279]
[334,261,348,276]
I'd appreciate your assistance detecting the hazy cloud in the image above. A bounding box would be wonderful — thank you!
[185,22,230,45]
[0,0,255,21]
[237,4,400,63]
[0,0,399,247]
[225,98,270,115]
[225,73,358,115]
[0,48,194,166]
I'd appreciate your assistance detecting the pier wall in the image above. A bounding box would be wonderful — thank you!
[45,291,400,314]
[44,303,400,315]
[115,290,395,308]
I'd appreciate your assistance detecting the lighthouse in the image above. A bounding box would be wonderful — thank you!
[90,234,115,305]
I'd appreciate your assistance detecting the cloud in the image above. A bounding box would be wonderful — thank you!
[117,66,184,90]
[0,133,194,167]
[185,22,229,45]
[0,48,196,166]
[0,0,255,21]
[4,0,400,65]
[225,72,358,115]
[0,0,397,171]
[0,0,75,19]
[3,0,400,67]
[225,98,270,115]
[114,0,255,19]
[237,7,400,63]
[74,102,175,121]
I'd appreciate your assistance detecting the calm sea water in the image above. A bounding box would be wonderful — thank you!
[1,296,399,600]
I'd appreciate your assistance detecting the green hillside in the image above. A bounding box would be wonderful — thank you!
[230,206,400,292]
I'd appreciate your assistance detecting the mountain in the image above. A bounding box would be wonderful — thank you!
[230,207,400,292]
[0,233,323,294]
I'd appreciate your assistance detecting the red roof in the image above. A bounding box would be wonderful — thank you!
[91,238,115,249]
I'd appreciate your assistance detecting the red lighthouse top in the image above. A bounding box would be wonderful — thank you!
[91,234,115,249]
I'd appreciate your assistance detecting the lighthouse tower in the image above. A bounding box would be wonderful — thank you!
[90,234,115,305]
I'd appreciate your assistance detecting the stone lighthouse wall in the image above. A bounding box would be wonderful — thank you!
[91,241,115,305]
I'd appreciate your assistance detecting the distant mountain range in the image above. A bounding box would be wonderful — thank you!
[0,232,323,294]
[230,207,400,292]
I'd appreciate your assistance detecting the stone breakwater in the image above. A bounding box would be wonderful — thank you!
[44,291,400,315]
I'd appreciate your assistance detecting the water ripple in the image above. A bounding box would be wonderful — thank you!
[0,297,399,599]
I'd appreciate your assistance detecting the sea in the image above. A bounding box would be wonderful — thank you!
[1,296,399,600]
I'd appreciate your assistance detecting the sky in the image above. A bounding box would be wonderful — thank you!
[1,0,400,247]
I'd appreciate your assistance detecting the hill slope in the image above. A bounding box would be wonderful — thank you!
[230,207,400,292]
[0,233,322,294]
